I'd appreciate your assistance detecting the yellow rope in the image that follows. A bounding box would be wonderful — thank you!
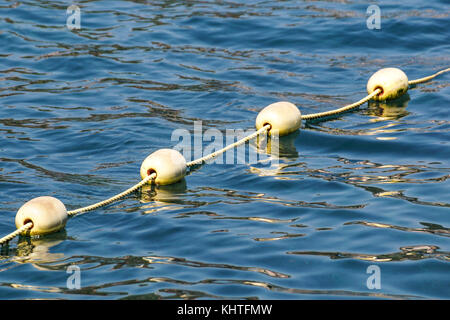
[63,125,270,216]
[186,124,271,167]
[408,67,450,85]
[301,89,381,121]
[67,173,155,216]
[67,125,270,217]
[0,222,32,245]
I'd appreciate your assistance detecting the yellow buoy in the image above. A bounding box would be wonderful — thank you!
[15,196,68,236]
[367,68,409,101]
[255,101,302,136]
[140,148,187,185]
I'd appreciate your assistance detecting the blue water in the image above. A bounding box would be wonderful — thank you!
[0,0,449,299]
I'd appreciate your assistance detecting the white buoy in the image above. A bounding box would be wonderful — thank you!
[15,196,68,236]
[140,149,187,185]
[367,68,409,101]
[255,101,302,136]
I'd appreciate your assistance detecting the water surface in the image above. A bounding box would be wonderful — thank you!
[0,0,449,299]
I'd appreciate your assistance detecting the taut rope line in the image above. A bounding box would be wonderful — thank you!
[301,88,381,121]
[0,222,33,245]
[66,173,156,216]
[408,68,450,85]
[1,67,449,245]
[186,124,271,167]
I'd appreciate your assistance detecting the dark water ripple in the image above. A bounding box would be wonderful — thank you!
[0,0,449,299]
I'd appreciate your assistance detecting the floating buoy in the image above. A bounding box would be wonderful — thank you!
[140,149,187,185]
[255,101,302,136]
[15,196,68,236]
[367,68,409,101]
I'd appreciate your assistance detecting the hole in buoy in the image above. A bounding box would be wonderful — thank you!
[374,86,384,96]
[23,218,34,230]
[263,123,272,132]
[147,168,157,178]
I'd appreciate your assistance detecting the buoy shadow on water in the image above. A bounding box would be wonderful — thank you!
[367,93,410,120]
[254,129,300,161]
[8,232,67,271]
[139,179,188,214]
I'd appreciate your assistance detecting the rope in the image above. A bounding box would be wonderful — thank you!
[408,67,450,85]
[67,173,155,216]
[64,125,269,215]
[0,222,32,245]
[301,89,381,121]
[186,124,271,167]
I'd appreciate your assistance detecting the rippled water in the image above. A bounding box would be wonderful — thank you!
[0,0,449,299]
